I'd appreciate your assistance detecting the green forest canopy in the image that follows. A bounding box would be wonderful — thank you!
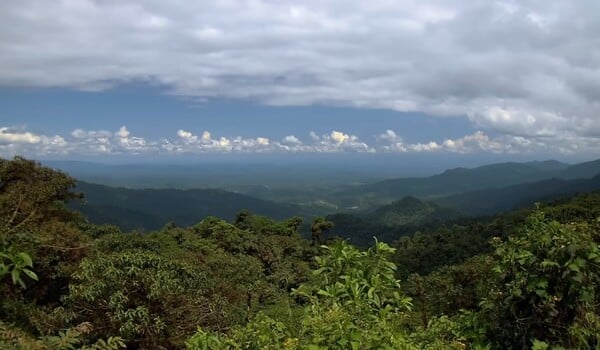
[1,156,599,349]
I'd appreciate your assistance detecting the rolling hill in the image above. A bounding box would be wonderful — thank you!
[73,181,314,231]
[434,175,600,216]
[326,196,463,247]
[346,159,599,201]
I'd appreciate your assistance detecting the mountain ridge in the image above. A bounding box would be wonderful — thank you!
[73,181,314,231]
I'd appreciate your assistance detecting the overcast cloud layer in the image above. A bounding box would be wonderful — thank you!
[1,0,599,155]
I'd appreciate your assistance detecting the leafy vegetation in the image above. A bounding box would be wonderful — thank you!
[1,156,600,349]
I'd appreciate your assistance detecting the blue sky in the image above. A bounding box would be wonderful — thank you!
[1,85,478,143]
[0,1,598,162]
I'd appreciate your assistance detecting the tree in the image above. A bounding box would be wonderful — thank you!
[186,241,418,349]
[480,210,600,349]
[284,216,303,235]
[0,157,88,315]
[66,251,216,349]
[0,157,81,236]
[310,217,334,245]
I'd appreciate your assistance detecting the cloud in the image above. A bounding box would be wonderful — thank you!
[177,129,198,143]
[282,135,301,145]
[0,1,599,151]
[330,131,349,144]
[0,127,41,144]
[256,137,270,146]
[115,126,130,139]
[312,131,374,153]
[377,130,407,152]
[114,126,149,153]
[377,129,599,155]
[0,127,69,156]
[410,141,441,152]
[0,126,376,156]
[1,125,598,158]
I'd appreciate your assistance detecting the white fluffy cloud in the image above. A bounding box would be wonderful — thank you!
[0,127,41,144]
[1,0,599,151]
[330,131,349,144]
[376,129,596,155]
[0,127,68,156]
[282,135,301,145]
[309,131,375,153]
[1,125,598,158]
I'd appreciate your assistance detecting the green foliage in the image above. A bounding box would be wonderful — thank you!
[480,210,600,349]
[408,314,490,350]
[235,210,299,237]
[405,255,494,326]
[0,320,125,350]
[0,156,81,236]
[186,313,293,350]
[297,241,411,313]
[392,223,497,278]
[310,217,334,245]
[0,157,90,334]
[195,215,314,292]
[61,212,314,349]
[65,251,212,348]
[187,241,420,349]
[79,223,122,239]
[294,241,415,349]
[0,247,38,289]
[2,156,600,350]
[195,216,257,254]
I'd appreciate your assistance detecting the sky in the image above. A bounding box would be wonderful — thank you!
[0,0,599,162]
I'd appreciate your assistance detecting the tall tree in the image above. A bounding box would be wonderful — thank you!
[310,217,334,245]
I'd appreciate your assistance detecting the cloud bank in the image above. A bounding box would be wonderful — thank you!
[1,126,596,158]
[0,1,599,153]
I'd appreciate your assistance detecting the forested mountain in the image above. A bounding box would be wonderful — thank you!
[368,196,462,226]
[73,160,600,239]
[435,174,600,216]
[327,196,464,246]
[73,181,314,231]
[346,158,600,200]
[560,158,600,179]
[47,159,600,215]
[2,157,600,349]
[326,174,600,246]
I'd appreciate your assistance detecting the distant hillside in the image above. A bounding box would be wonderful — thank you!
[367,196,462,227]
[348,159,599,201]
[559,159,600,179]
[356,161,572,197]
[435,175,600,216]
[326,196,463,247]
[73,181,313,231]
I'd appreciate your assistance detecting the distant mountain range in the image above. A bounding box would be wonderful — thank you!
[434,175,600,216]
[328,175,600,246]
[73,182,313,231]
[326,197,463,247]
[323,159,600,245]
[367,196,462,227]
[69,158,600,235]
[353,159,600,199]
[328,159,600,211]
